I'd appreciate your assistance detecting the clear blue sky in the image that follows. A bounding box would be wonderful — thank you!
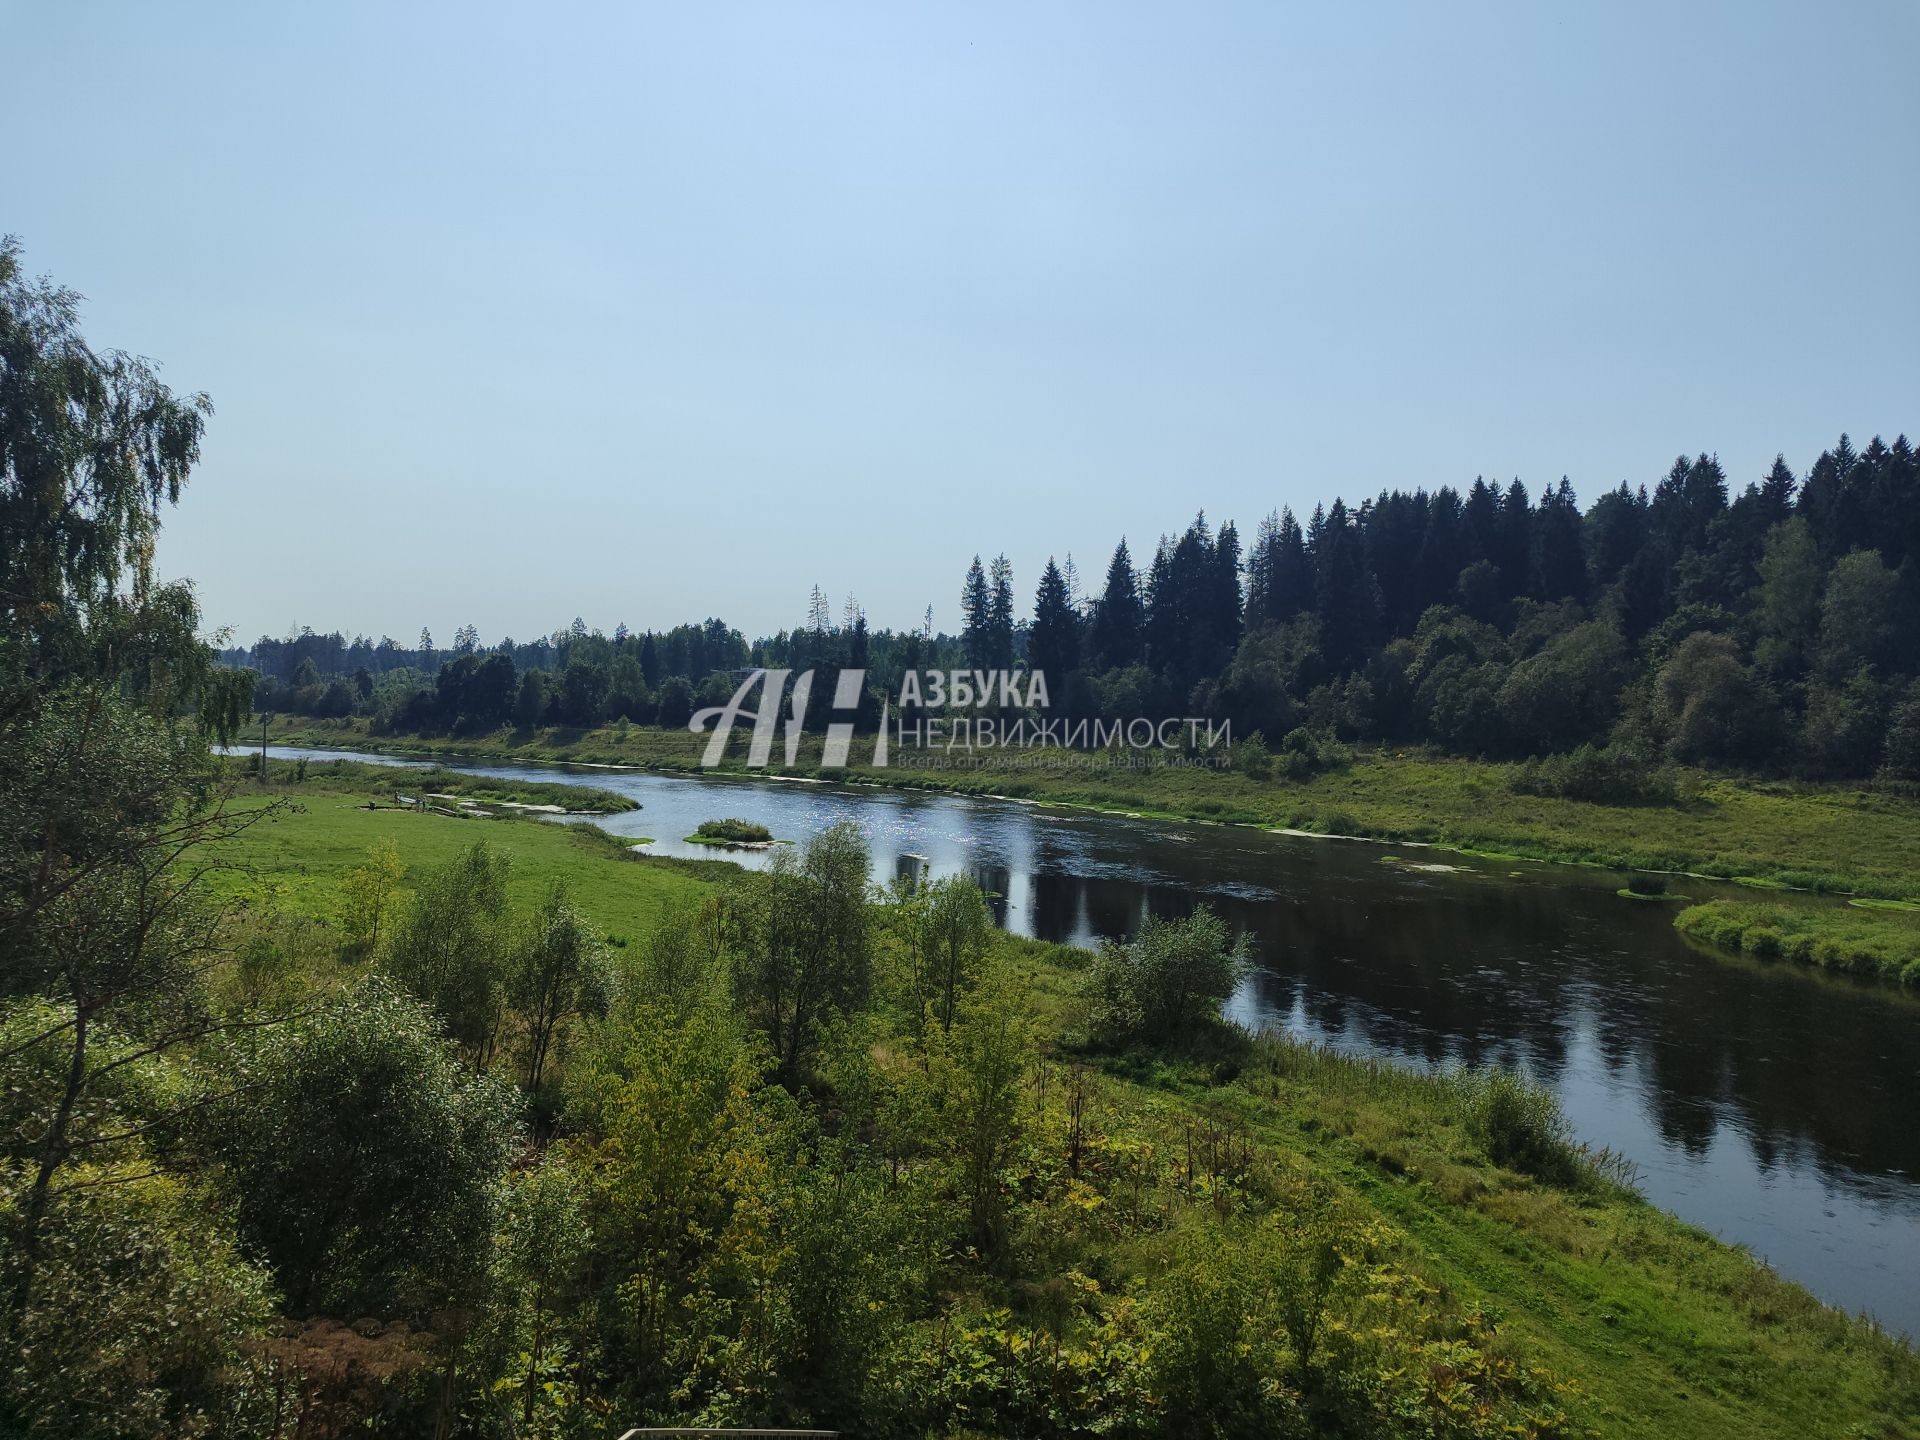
[6,0,1915,644]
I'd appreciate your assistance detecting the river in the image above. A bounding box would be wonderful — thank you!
[262,744,1920,1335]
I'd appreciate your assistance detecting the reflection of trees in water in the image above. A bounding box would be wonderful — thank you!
[970,863,1013,928]
[1000,828,1920,1189]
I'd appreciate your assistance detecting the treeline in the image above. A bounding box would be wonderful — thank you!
[992,439,1920,781]
[246,437,1919,782]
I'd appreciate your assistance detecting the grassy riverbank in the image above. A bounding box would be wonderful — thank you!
[1675,899,1920,985]
[200,772,1919,1436]
[207,771,718,944]
[262,716,1920,901]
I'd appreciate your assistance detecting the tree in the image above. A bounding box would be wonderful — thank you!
[1312,500,1380,670]
[486,1150,591,1435]
[937,975,1029,1249]
[342,839,406,958]
[507,883,613,1093]
[203,980,518,1319]
[1495,621,1627,754]
[915,875,993,1029]
[1815,549,1904,682]
[1652,632,1778,766]
[1878,681,1920,784]
[959,556,993,672]
[0,237,210,683]
[731,823,872,1083]
[0,244,299,1362]
[557,659,610,727]
[383,841,513,1060]
[514,668,549,729]
[987,553,1016,670]
[1027,558,1079,698]
[1753,517,1823,675]
[1089,539,1145,669]
[655,674,695,728]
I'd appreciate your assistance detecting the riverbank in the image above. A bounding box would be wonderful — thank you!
[257,717,1920,901]
[203,773,1920,1436]
[1675,899,1920,985]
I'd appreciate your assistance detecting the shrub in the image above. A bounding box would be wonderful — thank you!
[691,817,773,844]
[1625,873,1668,897]
[1510,742,1679,805]
[1273,727,1352,782]
[1086,906,1251,1045]
[1451,1067,1617,1190]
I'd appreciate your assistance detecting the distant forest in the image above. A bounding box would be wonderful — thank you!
[228,432,1920,783]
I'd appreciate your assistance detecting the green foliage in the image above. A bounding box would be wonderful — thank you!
[1087,905,1251,1045]
[1510,742,1679,805]
[936,973,1032,1249]
[1451,1067,1624,1191]
[1675,899,1920,984]
[1272,726,1351,780]
[730,822,873,1081]
[910,873,995,1028]
[339,837,404,958]
[506,882,614,1094]
[382,839,513,1057]
[202,980,520,1319]
[0,1170,274,1439]
[689,816,774,844]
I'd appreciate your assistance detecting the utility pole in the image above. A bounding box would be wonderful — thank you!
[260,712,270,780]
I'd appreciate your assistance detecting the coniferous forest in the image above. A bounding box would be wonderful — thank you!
[238,439,1920,786]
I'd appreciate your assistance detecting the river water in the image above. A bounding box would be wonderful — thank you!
[263,745,1920,1334]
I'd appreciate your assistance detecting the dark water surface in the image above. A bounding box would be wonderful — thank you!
[266,745,1920,1334]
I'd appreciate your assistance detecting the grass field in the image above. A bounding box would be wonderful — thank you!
[206,775,722,948]
[265,716,1920,901]
[202,771,1920,1437]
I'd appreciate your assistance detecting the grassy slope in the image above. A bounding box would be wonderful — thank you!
[212,777,1918,1437]
[266,716,1920,900]
[999,947,1916,1438]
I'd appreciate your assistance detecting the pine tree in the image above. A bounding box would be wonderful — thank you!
[960,557,992,670]
[1090,540,1144,669]
[1272,508,1312,622]
[1029,559,1079,693]
[1758,454,1797,523]
[1245,512,1280,630]
[1210,519,1243,668]
[1531,479,1586,601]
[987,554,1016,669]
[1314,498,1380,669]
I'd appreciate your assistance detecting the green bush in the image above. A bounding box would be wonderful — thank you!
[1510,742,1679,805]
[1086,906,1251,1045]
[1451,1067,1622,1191]
[690,817,773,844]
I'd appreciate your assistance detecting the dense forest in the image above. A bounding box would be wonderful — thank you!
[235,437,1920,783]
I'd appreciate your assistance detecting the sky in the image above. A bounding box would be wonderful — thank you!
[5,0,1916,645]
